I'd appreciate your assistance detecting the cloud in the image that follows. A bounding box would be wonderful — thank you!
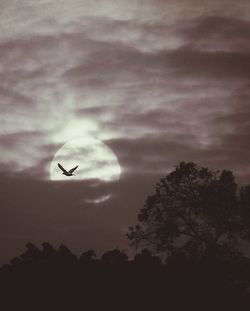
[1,0,250,264]
[181,16,250,52]
[85,194,112,204]
[1,16,250,177]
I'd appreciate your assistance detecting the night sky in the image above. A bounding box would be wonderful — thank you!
[1,0,250,265]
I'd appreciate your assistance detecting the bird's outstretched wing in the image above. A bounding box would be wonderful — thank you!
[58,163,68,173]
[69,165,79,173]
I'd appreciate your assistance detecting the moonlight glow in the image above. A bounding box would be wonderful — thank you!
[50,137,121,181]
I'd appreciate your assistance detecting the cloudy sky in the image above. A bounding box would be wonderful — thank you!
[1,0,250,264]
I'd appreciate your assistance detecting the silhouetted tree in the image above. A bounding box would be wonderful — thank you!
[20,242,42,262]
[79,250,96,263]
[127,162,250,261]
[42,242,57,260]
[239,185,250,239]
[10,257,23,266]
[58,244,77,261]
[134,249,161,266]
[101,249,128,264]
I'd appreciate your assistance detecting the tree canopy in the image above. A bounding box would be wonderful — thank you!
[127,162,250,261]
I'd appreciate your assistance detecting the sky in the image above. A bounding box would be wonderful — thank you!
[1,0,250,264]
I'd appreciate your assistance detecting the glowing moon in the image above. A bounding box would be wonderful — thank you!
[50,137,121,181]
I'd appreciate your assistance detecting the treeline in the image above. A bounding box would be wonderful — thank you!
[1,242,250,311]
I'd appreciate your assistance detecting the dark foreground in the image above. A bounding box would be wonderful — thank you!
[1,243,250,311]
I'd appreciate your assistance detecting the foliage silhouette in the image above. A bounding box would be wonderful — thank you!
[134,248,162,266]
[101,249,128,264]
[127,162,250,263]
[79,250,96,263]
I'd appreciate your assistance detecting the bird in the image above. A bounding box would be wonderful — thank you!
[58,163,79,176]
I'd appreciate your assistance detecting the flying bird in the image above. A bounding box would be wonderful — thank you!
[58,163,79,176]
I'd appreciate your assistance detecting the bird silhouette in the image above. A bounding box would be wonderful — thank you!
[58,163,79,176]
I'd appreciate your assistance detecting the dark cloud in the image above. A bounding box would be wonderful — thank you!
[182,16,250,51]
[77,106,111,116]
[63,36,250,96]
[162,49,250,79]
[108,126,250,184]
[107,136,196,176]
